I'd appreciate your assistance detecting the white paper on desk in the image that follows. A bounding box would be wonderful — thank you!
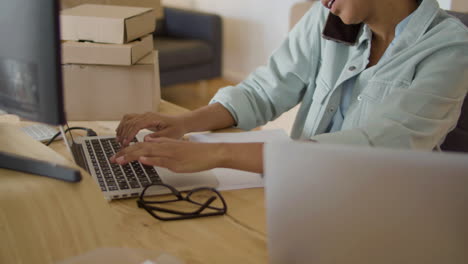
[189,129,290,191]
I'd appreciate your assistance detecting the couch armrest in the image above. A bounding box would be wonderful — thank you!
[163,7,222,45]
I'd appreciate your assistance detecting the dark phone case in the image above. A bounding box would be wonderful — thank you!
[322,13,363,46]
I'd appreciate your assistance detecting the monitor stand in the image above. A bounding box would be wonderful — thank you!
[0,151,81,182]
[0,122,81,183]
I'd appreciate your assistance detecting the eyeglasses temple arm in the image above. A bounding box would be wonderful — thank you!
[193,196,217,214]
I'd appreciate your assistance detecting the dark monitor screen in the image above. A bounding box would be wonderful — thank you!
[0,0,65,125]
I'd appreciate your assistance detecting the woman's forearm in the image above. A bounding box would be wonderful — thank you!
[217,142,264,174]
[178,103,264,173]
[181,103,236,133]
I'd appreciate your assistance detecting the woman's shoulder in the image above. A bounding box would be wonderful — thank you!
[425,10,468,42]
[297,2,330,30]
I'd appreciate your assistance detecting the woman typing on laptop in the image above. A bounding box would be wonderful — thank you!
[111,0,468,173]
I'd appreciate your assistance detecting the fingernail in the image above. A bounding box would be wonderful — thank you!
[109,155,115,162]
[116,156,125,164]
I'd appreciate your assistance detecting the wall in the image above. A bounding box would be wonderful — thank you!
[437,0,468,11]
[165,0,303,82]
[198,0,305,82]
[437,0,452,9]
[451,0,468,12]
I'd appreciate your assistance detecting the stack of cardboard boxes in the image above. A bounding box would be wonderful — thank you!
[60,4,161,121]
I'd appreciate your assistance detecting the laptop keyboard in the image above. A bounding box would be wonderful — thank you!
[21,124,58,142]
[84,138,162,192]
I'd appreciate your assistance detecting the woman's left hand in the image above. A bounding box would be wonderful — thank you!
[110,137,224,173]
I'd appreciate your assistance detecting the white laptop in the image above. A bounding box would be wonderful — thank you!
[60,125,218,200]
[264,142,468,264]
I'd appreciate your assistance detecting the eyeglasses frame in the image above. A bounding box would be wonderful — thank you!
[137,183,228,221]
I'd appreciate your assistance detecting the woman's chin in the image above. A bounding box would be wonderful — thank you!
[337,15,361,25]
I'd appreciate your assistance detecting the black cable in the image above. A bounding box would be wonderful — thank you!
[45,127,97,146]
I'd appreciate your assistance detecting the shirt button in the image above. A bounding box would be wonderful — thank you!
[348,66,357,71]
[357,95,363,101]
[328,107,335,113]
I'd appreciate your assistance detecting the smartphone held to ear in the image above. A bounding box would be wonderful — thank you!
[322,13,362,46]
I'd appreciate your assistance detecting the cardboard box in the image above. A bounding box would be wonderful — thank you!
[62,34,153,65]
[63,51,161,121]
[60,0,164,19]
[60,4,156,44]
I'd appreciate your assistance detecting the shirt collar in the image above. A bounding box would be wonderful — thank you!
[356,25,371,47]
[387,0,440,54]
[395,13,413,39]
[356,0,439,48]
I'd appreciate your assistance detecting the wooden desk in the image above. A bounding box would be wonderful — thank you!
[0,100,268,264]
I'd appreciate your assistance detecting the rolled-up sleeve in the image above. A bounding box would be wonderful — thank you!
[312,43,468,150]
[211,4,326,130]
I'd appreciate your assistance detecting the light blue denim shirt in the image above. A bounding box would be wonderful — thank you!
[328,12,415,133]
[211,0,468,150]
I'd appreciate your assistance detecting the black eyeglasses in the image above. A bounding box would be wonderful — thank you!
[137,183,228,221]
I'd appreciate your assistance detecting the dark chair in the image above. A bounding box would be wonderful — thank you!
[154,7,222,87]
[441,11,468,153]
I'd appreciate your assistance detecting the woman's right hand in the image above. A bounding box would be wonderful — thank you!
[115,112,188,147]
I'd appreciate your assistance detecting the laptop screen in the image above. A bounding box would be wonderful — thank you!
[264,141,468,264]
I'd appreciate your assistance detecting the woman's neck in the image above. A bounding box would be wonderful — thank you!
[366,0,419,43]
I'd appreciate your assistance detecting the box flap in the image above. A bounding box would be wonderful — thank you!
[61,4,156,44]
[131,35,154,64]
[60,0,164,19]
[61,15,125,43]
[62,41,130,65]
[61,4,153,19]
[136,50,155,65]
[125,9,156,42]
[62,34,153,65]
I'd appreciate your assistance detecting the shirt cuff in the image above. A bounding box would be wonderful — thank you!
[210,86,259,131]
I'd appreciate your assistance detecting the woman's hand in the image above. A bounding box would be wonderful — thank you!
[115,112,187,147]
[110,137,265,174]
[115,103,238,147]
[110,138,225,173]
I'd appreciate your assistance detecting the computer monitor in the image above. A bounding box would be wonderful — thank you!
[0,0,80,182]
[0,0,65,125]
